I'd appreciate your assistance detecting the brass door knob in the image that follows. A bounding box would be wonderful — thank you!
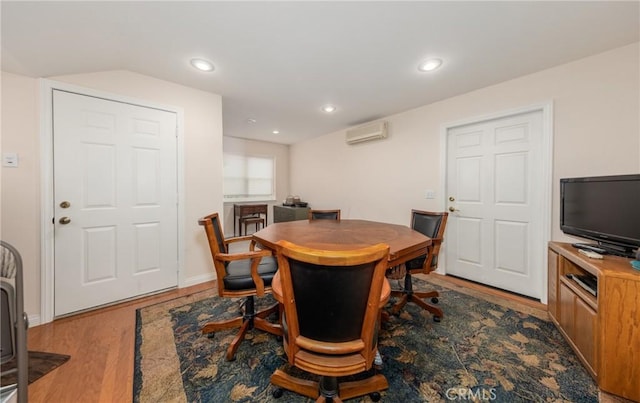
[60,201,71,208]
[448,207,459,212]
[59,217,71,225]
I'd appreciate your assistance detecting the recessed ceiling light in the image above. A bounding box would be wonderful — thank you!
[190,58,215,72]
[322,104,336,113]
[418,58,443,72]
[272,130,280,134]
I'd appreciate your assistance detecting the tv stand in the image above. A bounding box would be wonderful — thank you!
[548,242,639,401]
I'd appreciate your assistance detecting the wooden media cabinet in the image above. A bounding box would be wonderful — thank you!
[548,242,639,401]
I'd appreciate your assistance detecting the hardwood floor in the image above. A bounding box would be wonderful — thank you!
[26,281,214,402]
[25,276,543,402]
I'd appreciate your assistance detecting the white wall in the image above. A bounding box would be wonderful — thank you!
[290,43,640,242]
[222,136,289,236]
[1,72,40,316]
[1,70,224,320]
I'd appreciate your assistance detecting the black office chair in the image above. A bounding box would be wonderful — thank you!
[271,240,390,402]
[198,213,282,361]
[387,210,448,321]
[308,209,341,220]
[1,241,28,403]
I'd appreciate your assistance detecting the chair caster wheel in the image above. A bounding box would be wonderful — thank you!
[207,332,215,339]
[431,297,439,304]
[272,388,284,398]
[433,316,441,322]
[276,335,283,342]
[370,392,381,402]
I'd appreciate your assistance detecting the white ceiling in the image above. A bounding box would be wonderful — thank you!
[2,1,638,145]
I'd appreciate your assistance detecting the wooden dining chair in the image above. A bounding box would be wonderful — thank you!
[270,240,390,402]
[198,212,282,361]
[308,209,341,220]
[387,210,448,322]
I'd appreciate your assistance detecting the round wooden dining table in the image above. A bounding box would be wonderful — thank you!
[252,219,431,268]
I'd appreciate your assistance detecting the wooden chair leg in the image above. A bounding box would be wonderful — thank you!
[271,369,320,399]
[388,273,443,320]
[254,302,282,335]
[204,299,281,361]
[413,290,439,299]
[389,291,409,315]
[226,319,251,361]
[254,317,282,336]
[255,302,279,318]
[409,294,443,319]
[201,316,243,334]
[339,374,388,401]
[271,369,386,402]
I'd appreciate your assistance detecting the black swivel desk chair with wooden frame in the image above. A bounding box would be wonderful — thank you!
[198,212,282,361]
[387,210,448,322]
[308,209,341,221]
[270,240,390,402]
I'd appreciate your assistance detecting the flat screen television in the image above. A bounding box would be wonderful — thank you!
[560,174,640,258]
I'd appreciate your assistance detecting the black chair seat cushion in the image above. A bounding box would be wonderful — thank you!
[405,254,438,271]
[223,256,277,290]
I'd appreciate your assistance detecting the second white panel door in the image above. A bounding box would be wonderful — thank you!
[445,110,545,299]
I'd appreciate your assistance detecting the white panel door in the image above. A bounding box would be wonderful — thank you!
[53,90,178,316]
[445,110,544,299]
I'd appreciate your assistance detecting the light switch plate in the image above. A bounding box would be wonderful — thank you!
[2,153,18,167]
[425,189,436,199]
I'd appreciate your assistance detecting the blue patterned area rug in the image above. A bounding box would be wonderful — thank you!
[133,277,598,402]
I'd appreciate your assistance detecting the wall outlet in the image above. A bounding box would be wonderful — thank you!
[425,189,436,199]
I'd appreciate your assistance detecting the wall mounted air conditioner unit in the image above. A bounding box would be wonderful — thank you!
[345,121,388,145]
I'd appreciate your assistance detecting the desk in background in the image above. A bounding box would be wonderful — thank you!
[233,204,268,236]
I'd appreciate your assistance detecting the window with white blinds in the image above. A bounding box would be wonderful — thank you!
[223,154,275,202]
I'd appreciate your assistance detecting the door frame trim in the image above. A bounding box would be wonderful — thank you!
[439,101,554,303]
[39,79,186,323]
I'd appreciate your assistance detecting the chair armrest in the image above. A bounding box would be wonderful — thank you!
[225,235,267,252]
[214,249,272,262]
[225,235,255,244]
[226,235,271,252]
[214,249,273,296]
[423,236,444,272]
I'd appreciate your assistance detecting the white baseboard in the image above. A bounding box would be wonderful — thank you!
[29,276,215,327]
[27,313,41,328]
[182,273,216,288]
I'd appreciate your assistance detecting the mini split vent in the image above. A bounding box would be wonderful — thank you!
[345,121,388,145]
